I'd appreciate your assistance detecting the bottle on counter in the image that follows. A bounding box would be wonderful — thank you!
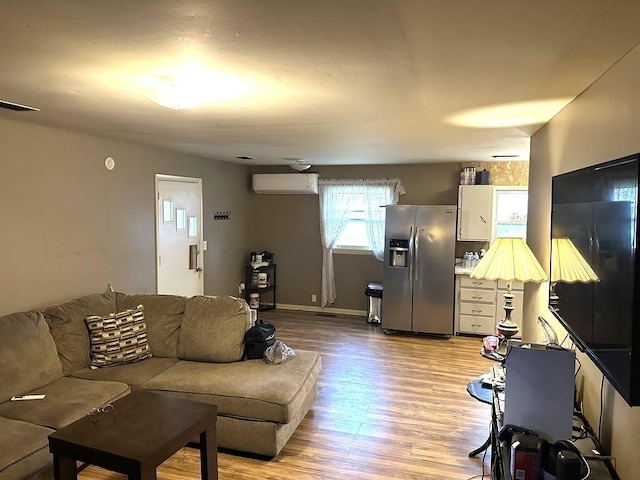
[472,252,480,267]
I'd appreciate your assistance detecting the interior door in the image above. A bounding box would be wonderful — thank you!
[155,175,203,296]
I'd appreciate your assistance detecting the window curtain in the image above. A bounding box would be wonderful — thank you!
[318,178,404,307]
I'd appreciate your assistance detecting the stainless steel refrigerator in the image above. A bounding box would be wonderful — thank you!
[382,205,456,335]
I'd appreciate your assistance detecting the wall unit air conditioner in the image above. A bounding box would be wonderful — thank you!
[252,173,319,194]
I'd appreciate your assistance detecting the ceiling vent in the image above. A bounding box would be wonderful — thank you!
[252,173,319,194]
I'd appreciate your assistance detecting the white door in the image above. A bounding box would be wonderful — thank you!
[155,175,204,296]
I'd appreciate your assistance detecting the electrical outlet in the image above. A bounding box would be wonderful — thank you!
[239,283,245,294]
[311,294,317,303]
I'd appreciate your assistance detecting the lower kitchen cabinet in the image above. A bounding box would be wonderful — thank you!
[454,275,523,336]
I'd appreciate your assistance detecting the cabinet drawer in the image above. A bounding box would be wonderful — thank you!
[459,315,495,335]
[459,302,495,317]
[460,276,495,289]
[460,288,496,304]
[497,279,524,290]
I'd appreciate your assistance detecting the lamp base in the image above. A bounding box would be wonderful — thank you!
[496,320,519,340]
[549,283,560,312]
[497,286,519,340]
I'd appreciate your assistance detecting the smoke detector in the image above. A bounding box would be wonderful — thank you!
[289,159,312,171]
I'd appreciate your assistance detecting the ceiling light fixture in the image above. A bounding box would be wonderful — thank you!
[142,64,252,110]
[289,160,312,171]
[143,73,207,110]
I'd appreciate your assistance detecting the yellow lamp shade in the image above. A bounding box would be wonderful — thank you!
[470,237,548,283]
[551,238,599,283]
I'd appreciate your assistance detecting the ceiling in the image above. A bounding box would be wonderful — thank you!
[2,1,640,167]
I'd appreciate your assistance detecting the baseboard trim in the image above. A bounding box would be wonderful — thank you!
[275,303,366,317]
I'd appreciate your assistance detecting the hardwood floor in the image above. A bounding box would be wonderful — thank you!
[80,309,494,480]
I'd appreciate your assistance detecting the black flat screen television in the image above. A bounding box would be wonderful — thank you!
[550,153,639,406]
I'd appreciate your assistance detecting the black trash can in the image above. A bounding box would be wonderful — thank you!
[364,282,383,324]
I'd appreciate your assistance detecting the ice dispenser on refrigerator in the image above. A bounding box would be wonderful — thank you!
[388,239,409,267]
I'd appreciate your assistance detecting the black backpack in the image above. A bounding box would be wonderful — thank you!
[244,319,276,359]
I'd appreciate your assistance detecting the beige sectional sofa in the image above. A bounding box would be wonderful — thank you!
[0,292,322,479]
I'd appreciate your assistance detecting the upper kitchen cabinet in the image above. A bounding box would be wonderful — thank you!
[457,185,493,241]
[492,186,528,242]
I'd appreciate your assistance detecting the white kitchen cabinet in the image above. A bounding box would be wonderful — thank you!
[457,185,493,241]
[454,274,524,337]
[455,275,496,335]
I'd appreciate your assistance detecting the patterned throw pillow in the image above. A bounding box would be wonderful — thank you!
[85,305,152,368]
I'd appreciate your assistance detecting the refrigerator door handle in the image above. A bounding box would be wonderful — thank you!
[408,226,414,282]
[414,227,420,283]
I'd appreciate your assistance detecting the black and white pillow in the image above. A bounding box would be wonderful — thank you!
[85,305,152,368]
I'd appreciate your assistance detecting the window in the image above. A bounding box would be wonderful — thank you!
[494,188,528,240]
[318,178,404,306]
[333,188,386,250]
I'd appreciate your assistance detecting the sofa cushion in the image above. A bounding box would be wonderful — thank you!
[141,350,322,424]
[116,293,185,358]
[70,357,179,387]
[0,416,54,479]
[178,295,249,363]
[0,377,130,430]
[44,292,117,374]
[85,305,152,368]
[0,311,63,404]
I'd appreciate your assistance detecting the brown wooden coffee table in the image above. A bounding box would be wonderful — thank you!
[48,391,217,480]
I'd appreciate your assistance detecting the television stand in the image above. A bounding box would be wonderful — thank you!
[488,365,617,479]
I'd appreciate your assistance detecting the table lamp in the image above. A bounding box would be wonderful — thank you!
[550,237,599,310]
[470,237,548,339]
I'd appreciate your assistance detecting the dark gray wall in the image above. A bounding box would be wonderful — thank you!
[0,114,460,316]
[249,163,460,311]
[0,117,252,315]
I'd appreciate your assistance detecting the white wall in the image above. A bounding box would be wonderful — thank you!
[527,44,640,480]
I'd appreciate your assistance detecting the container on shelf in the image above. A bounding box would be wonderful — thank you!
[244,263,277,311]
[459,167,476,185]
[249,293,260,309]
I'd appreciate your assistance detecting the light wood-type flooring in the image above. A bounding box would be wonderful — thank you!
[80,309,494,480]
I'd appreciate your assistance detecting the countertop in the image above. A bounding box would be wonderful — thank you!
[454,266,476,275]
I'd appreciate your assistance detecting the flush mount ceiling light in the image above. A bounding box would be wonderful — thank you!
[446,98,572,128]
[142,64,252,110]
[289,159,312,171]
[142,73,204,110]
